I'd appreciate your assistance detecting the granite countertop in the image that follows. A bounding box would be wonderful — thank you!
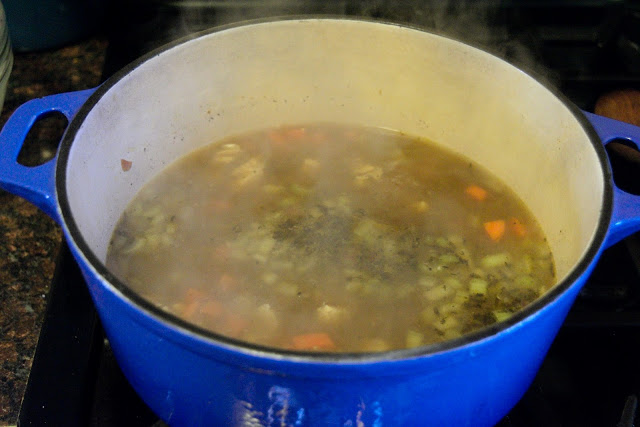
[0,37,107,425]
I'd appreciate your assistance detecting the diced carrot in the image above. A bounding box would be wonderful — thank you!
[291,332,336,351]
[184,287,205,304]
[268,127,305,143]
[120,159,133,172]
[510,218,527,237]
[181,300,200,320]
[218,273,238,291]
[200,299,223,318]
[181,287,205,320]
[484,219,506,241]
[267,130,286,144]
[285,127,306,139]
[221,313,248,337]
[465,185,488,201]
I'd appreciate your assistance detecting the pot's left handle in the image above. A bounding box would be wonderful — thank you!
[584,111,640,248]
[0,89,95,224]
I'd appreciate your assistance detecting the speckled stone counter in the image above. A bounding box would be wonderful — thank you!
[0,37,107,425]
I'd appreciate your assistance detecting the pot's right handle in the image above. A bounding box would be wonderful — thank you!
[584,111,640,248]
[0,89,94,224]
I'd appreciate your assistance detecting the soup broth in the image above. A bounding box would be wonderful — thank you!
[106,124,555,352]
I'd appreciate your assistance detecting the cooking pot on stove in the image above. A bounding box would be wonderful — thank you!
[2,18,640,426]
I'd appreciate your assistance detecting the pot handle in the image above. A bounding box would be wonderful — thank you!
[0,89,95,224]
[583,111,640,248]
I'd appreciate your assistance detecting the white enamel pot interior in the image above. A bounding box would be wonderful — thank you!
[63,18,606,295]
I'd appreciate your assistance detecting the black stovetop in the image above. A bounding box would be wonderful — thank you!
[17,1,640,426]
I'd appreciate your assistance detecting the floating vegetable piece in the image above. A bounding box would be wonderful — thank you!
[510,217,527,237]
[406,330,424,348]
[106,123,556,352]
[469,278,488,295]
[120,158,132,172]
[465,185,487,201]
[316,303,346,325]
[481,252,510,268]
[484,220,506,241]
[200,299,223,318]
[291,333,336,351]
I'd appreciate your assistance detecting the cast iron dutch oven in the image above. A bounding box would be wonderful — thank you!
[3,19,640,426]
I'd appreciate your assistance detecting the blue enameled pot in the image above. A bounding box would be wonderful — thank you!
[3,19,640,426]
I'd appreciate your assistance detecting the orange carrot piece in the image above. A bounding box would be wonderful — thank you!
[181,288,205,320]
[184,288,205,304]
[200,299,223,318]
[267,130,286,144]
[181,300,200,320]
[221,313,248,337]
[285,127,306,139]
[484,219,506,241]
[465,185,488,201]
[291,332,336,351]
[510,218,527,237]
[120,159,132,172]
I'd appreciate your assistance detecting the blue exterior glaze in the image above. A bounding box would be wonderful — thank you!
[66,231,598,426]
[583,111,640,248]
[2,86,640,424]
[0,89,94,223]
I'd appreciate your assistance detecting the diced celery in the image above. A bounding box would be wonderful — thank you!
[515,275,536,289]
[123,237,146,254]
[420,307,437,325]
[353,218,386,245]
[232,157,264,187]
[469,278,488,295]
[302,158,320,174]
[436,237,450,248]
[256,303,279,334]
[262,272,278,285]
[438,254,459,266]
[317,304,345,324]
[290,183,311,197]
[453,292,469,305]
[309,206,323,218]
[362,338,391,352]
[406,330,424,348]
[419,276,437,288]
[436,316,459,332]
[438,302,459,316]
[413,200,429,212]
[520,254,533,274]
[442,328,463,340]
[493,311,512,322]
[423,285,450,301]
[481,253,510,268]
[443,277,462,290]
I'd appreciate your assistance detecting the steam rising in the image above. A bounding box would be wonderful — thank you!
[168,0,553,86]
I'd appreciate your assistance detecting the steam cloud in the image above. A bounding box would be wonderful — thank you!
[169,0,552,86]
